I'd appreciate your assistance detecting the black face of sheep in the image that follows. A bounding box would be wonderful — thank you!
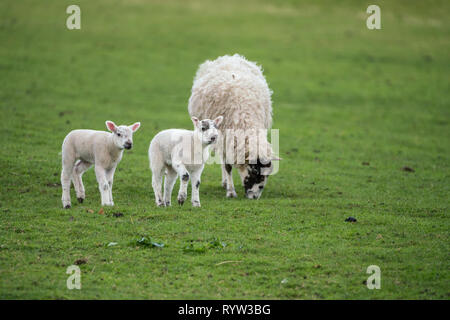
[239,159,273,199]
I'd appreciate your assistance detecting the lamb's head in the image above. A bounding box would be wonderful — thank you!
[191,116,223,145]
[106,120,141,150]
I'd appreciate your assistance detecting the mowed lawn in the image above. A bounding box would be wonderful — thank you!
[0,0,449,299]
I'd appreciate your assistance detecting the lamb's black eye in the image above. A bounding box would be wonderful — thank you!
[117,133,121,137]
[201,122,209,132]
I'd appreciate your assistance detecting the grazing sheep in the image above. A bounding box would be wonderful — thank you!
[61,121,141,208]
[188,54,280,199]
[149,116,223,207]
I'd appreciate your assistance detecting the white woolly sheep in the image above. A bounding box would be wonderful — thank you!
[61,121,141,208]
[188,54,280,200]
[149,116,223,207]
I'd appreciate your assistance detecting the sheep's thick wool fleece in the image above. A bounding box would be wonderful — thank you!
[189,54,272,130]
[188,54,273,161]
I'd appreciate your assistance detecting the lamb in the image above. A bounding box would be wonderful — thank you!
[188,54,280,200]
[149,116,223,207]
[60,121,141,208]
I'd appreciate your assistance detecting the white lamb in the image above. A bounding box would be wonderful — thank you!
[61,121,141,208]
[149,116,223,207]
[188,54,280,200]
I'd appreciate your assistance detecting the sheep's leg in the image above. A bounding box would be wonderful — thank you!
[151,168,165,207]
[174,163,189,205]
[224,163,237,198]
[221,163,228,189]
[105,166,116,206]
[95,165,112,206]
[72,160,92,203]
[163,167,177,207]
[190,167,203,207]
[61,157,75,209]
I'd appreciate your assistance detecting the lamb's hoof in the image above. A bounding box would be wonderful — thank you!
[64,205,71,209]
[165,201,171,207]
[157,200,165,207]
[226,190,237,198]
[77,197,84,204]
[192,201,201,207]
[177,193,187,205]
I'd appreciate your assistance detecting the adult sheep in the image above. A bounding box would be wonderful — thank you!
[188,54,280,199]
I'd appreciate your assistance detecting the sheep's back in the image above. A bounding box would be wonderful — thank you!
[188,54,273,131]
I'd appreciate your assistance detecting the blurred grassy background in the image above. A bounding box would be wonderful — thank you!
[0,0,448,299]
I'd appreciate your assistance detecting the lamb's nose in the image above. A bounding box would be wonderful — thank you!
[210,136,216,142]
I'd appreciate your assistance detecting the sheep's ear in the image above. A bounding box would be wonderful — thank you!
[214,116,223,127]
[191,117,200,128]
[258,157,271,165]
[130,122,141,132]
[106,121,117,133]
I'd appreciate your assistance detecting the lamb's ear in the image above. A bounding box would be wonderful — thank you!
[106,121,117,133]
[191,117,200,128]
[213,116,223,127]
[130,122,141,133]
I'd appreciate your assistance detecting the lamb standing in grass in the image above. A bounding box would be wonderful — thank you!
[149,116,223,207]
[61,121,141,208]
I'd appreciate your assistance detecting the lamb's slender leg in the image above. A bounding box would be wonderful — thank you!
[174,162,189,205]
[72,160,92,203]
[61,156,75,209]
[224,163,237,198]
[95,165,112,206]
[190,167,203,207]
[163,167,177,207]
[152,168,165,207]
[105,166,116,206]
[221,163,228,189]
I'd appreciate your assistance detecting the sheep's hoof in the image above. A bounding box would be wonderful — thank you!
[178,199,185,206]
[64,205,71,209]
[165,201,171,207]
[226,190,237,198]
[192,201,201,207]
[77,197,84,204]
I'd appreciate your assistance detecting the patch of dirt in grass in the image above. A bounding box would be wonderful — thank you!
[74,258,88,265]
[45,182,60,187]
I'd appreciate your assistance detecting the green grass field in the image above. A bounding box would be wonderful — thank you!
[0,0,449,299]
